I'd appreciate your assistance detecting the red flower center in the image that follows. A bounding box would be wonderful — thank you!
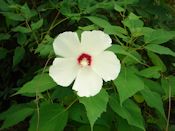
[77,53,92,66]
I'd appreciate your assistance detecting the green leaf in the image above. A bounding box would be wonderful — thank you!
[17,33,27,45]
[16,73,57,94]
[147,51,167,72]
[0,33,10,41]
[108,45,142,64]
[114,4,125,12]
[13,46,25,67]
[145,44,175,57]
[20,3,36,19]
[0,104,34,129]
[139,66,161,79]
[1,12,25,21]
[144,29,175,44]
[86,16,111,28]
[109,94,145,130]
[12,26,31,33]
[114,67,144,104]
[140,86,165,119]
[0,0,9,11]
[31,19,44,30]
[79,89,109,130]
[29,103,68,131]
[0,48,8,60]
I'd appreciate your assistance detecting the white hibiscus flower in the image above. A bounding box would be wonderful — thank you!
[49,30,121,97]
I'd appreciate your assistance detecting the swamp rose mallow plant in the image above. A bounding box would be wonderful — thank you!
[49,30,121,97]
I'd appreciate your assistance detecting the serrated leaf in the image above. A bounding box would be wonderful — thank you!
[114,67,144,104]
[13,46,25,67]
[16,73,57,94]
[144,29,175,44]
[12,26,31,33]
[139,66,161,78]
[1,12,25,21]
[145,44,175,57]
[0,104,34,129]
[109,94,145,130]
[140,86,165,119]
[79,89,109,130]
[31,19,43,30]
[29,103,68,131]
[108,45,142,64]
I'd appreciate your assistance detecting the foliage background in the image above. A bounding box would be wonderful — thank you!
[0,0,175,131]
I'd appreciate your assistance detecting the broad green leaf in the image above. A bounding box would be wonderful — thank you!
[147,51,167,72]
[140,86,165,119]
[86,16,111,28]
[108,45,142,64]
[69,103,89,124]
[114,67,144,104]
[0,48,8,60]
[116,116,143,131]
[29,103,68,131]
[12,26,31,33]
[116,0,139,6]
[109,94,145,130]
[0,33,10,41]
[20,3,32,19]
[16,73,57,94]
[0,104,34,129]
[78,25,98,31]
[1,12,25,21]
[114,4,125,12]
[144,29,175,44]
[78,125,109,131]
[13,46,25,67]
[0,0,9,11]
[145,44,175,57]
[79,89,109,130]
[31,19,43,30]
[139,66,161,79]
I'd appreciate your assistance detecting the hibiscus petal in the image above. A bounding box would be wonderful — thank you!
[72,67,103,97]
[53,32,81,57]
[81,30,112,55]
[92,51,121,82]
[49,58,80,86]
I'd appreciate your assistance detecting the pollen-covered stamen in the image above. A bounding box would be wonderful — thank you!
[77,53,92,66]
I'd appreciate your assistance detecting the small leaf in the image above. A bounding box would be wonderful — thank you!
[114,67,144,104]
[145,44,175,57]
[114,4,125,12]
[139,66,161,79]
[140,86,165,119]
[12,26,31,33]
[20,3,36,19]
[86,16,111,28]
[109,94,145,130]
[17,33,27,45]
[1,12,25,21]
[0,33,10,41]
[29,103,68,131]
[31,19,43,30]
[0,48,8,60]
[16,73,57,94]
[79,89,109,130]
[13,47,25,67]
[0,104,34,129]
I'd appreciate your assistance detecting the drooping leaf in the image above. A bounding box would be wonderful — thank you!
[140,86,165,119]
[79,89,109,130]
[13,46,25,67]
[0,104,34,129]
[29,103,68,131]
[114,67,144,104]
[16,73,57,94]
[145,44,175,57]
[12,26,31,33]
[109,94,145,130]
